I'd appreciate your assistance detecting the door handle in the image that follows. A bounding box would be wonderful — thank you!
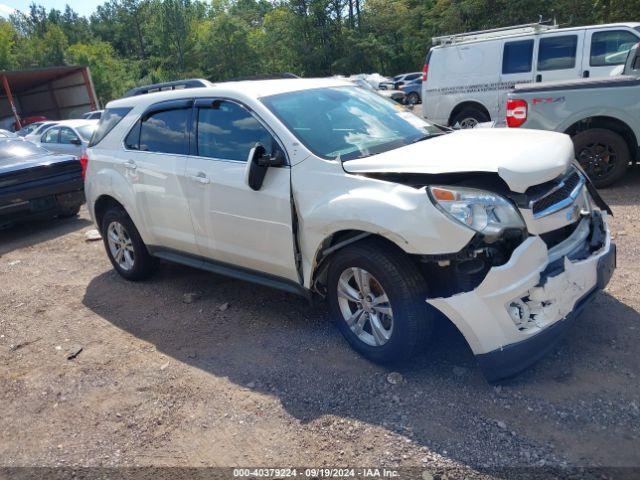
[189,172,210,184]
[535,74,542,82]
[583,70,590,78]
[123,160,137,170]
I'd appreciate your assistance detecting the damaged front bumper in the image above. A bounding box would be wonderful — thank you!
[427,211,616,382]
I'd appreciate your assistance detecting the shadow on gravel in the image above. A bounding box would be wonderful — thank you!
[598,166,640,207]
[0,214,91,256]
[83,264,640,468]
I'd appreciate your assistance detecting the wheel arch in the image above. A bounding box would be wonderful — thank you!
[308,229,415,294]
[564,116,638,161]
[94,195,129,233]
[448,101,491,126]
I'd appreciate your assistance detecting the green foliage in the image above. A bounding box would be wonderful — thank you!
[2,0,640,104]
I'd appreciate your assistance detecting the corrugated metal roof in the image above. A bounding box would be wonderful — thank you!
[0,66,84,93]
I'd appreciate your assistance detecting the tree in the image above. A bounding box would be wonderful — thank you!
[65,41,138,104]
[0,20,17,70]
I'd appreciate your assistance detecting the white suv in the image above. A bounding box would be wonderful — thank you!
[85,78,616,381]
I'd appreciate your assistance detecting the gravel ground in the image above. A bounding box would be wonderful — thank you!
[1,170,639,479]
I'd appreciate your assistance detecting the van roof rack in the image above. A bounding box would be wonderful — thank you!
[123,78,214,97]
[432,21,558,46]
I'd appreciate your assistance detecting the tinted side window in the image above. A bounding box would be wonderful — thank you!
[591,30,640,66]
[125,121,141,150]
[60,127,79,144]
[196,101,274,162]
[405,74,420,81]
[503,40,534,74]
[42,128,59,143]
[538,35,578,71]
[89,107,132,147]
[139,108,189,155]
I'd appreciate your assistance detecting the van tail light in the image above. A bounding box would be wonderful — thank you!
[506,99,528,128]
[422,63,429,82]
[79,150,89,180]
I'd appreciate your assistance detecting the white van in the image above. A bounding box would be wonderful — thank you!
[421,22,640,127]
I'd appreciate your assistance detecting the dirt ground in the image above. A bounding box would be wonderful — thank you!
[1,169,639,479]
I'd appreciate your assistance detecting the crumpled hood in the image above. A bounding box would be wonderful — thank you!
[342,128,574,193]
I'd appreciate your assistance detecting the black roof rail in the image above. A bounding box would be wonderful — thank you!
[226,72,300,82]
[123,78,213,98]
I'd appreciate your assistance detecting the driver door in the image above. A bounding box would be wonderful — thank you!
[184,98,298,282]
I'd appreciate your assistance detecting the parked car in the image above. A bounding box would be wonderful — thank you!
[0,138,85,228]
[506,42,640,188]
[351,78,406,103]
[400,79,422,105]
[0,129,18,138]
[85,78,615,382]
[81,110,104,120]
[16,121,46,137]
[422,21,640,128]
[382,72,422,90]
[23,121,59,142]
[12,115,48,132]
[34,120,98,156]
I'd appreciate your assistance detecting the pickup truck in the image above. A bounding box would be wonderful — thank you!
[506,43,640,187]
[0,139,85,228]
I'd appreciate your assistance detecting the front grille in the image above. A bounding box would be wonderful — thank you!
[530,168,583,217]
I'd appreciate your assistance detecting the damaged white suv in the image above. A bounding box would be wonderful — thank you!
[85,78,616,381]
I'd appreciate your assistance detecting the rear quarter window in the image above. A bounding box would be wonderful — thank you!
[89,107,132,147]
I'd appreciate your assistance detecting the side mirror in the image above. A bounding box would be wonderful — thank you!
[245,144,285,191]
[70,138,82,145]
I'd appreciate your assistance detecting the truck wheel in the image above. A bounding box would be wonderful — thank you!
[58,205,81,218]
[407,92,421,105]
[573,128,629,188]
[450,106,489,129]
[327,239,434,363]
[101,207,157,281]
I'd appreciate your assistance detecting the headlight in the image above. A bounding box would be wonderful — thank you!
[428,185,525,237]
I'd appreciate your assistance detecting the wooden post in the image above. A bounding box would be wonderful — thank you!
[2,75,21,130]
[81,67,98,111]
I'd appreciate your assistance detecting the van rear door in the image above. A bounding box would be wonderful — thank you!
[498,38,536,121]
[584,27,640,78]
[534,30,584,82]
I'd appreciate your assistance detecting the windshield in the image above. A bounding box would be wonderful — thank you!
[262,86,441,161]
[17,123,42,136]
[0,139,48,161]
[77,124,97,141]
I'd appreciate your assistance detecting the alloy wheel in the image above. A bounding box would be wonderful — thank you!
[578,142,616,180]
[106,221,135,271]
[336,267,394,347]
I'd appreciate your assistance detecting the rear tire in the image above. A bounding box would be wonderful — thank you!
[327,239,434,364]
[407,92,421,105]
[101,207,157,281]
[58,204,81,218]
[573,128,629,188]
[450,106,490,129]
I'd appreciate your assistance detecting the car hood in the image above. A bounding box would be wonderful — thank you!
[342,128,574,193]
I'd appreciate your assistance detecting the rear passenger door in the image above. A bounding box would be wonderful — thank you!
[498,38,536,120]
[534,31,584,82]
[122,100,199,254]
[585,28,640,78]
[184,98,298,282]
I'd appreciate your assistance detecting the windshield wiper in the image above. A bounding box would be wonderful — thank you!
[409,132,444,144]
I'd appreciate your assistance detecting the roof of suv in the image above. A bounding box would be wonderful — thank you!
[106,78,352,109]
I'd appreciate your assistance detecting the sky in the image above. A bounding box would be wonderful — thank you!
[0,0,103,18]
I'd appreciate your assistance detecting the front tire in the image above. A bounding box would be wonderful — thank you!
[101,207,157,280]
[327,239,434,363]
[573,128,629,188]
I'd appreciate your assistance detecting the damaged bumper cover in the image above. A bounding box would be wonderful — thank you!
[427,211,616,382]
